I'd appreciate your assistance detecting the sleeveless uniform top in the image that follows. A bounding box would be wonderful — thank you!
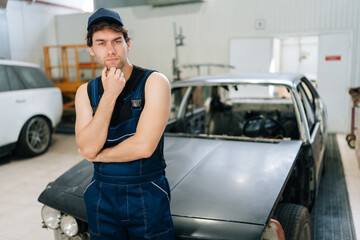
[87,65,166,179]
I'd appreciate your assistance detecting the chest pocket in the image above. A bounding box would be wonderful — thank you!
[88,69,154,148]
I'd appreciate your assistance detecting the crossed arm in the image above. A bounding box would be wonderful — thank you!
[75,67,171,163]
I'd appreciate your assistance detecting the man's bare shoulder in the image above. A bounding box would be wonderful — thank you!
[76,83,88,96]
[75,82,90,106]
[76,82,89,95]
[146,71,170,89]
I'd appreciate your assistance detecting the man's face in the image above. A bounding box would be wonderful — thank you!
[88,27,130,70]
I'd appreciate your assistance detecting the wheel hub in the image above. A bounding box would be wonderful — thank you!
[25,117,50,153]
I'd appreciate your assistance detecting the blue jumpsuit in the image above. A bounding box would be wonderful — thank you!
[83,69,174,239]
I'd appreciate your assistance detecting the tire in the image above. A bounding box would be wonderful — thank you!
[346,134,352,142]
[16,116,52,157]
[274,203,313,240]
[347,135,356,149]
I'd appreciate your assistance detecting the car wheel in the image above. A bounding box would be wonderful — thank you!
[274,203,313,240]
[347,135,356,149]
[16,116,52,157]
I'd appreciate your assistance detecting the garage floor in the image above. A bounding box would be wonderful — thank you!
[311,134,358,240]
[0,133,81,240]
[0,133,359,240]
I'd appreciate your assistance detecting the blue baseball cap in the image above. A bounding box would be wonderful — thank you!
[87,8,124,30]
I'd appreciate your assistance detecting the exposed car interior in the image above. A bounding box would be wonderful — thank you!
[166,84,300,140]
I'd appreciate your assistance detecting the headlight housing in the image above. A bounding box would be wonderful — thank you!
[41,205,61,229]
[60,214,79,237]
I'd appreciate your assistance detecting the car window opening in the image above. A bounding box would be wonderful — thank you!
[166,83,300,141]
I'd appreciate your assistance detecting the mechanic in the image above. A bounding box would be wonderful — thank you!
[74,8,174,240]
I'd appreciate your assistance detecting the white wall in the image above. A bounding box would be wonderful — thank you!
[6,0,79,68]
[55,0,360,81]
[229,38,273,73]
[280,37,318,80]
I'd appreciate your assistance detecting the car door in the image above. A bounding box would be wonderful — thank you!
[296,78,324,183]
[0,65,12,146]
[0,65,28,146]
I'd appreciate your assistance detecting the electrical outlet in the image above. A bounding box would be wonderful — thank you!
[255,19,266,30]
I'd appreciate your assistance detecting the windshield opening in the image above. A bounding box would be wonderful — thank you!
[166,83,299,140]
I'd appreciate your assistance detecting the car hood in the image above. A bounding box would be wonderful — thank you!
[38,159,92,222]
[165,136,302,239]
[38,136,302,239]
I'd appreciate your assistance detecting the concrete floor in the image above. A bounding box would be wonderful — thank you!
[0,133,359,240]
[337,134,360,238]
[0,134,82,240]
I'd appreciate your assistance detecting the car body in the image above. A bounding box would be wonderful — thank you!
[38,72,327,240]
[0,59,63,157]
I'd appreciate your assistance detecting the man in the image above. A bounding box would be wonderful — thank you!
[75,8,174,240]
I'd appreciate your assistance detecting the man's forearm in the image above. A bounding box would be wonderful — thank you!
[96,134,154,162]
[76,94,116,159]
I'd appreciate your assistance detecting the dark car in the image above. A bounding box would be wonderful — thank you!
[39,73,327,240]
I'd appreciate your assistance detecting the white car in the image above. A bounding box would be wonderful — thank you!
[0,59,63,157]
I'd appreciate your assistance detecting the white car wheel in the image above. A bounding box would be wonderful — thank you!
[16,116,52,156]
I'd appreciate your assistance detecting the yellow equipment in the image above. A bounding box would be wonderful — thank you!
[43,44,101,108]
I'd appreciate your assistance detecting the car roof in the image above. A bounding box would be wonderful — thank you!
[0,59,40,68]
[171,72,304,89]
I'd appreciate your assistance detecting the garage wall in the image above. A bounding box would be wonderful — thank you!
[6,0,78,68]
[54,0,359,79]
[54,0,360,132]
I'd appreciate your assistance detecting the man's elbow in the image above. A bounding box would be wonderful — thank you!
[139,145,156,159]
[80,147,98,160]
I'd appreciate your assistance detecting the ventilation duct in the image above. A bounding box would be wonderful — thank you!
[94,0,148,9]
[145,0,202,7]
